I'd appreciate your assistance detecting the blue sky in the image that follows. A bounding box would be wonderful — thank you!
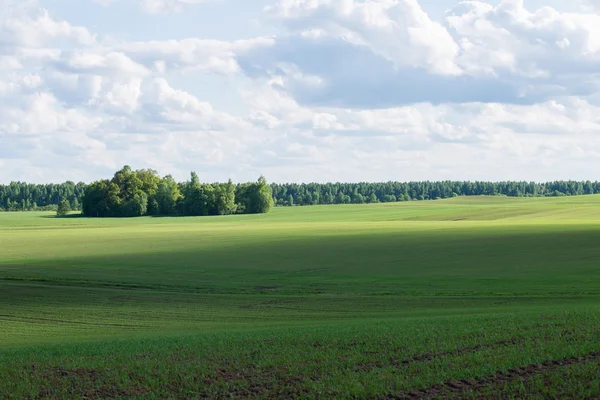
[1,0,600,183]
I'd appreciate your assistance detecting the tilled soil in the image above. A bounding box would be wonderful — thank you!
[384,350,600,400]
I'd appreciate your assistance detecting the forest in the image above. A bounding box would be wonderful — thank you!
[271,180,600,206]
[2,173,600,213]
[0,181,86,212]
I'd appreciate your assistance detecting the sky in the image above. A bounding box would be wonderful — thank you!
[1,0,600,184]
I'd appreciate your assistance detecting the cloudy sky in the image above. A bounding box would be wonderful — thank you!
[1,0,600,184]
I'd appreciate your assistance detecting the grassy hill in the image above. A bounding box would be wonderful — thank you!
[1,196,600,398]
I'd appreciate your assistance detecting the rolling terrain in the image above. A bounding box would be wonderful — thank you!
[1,196,600,398]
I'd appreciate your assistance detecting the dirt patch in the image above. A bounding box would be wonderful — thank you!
[36,367,150,399]
[201,365,310,398]
[384,350,600,399]
[254,286,280,291]
[353,360,385,372]
[531,322,567,329]
[350,337,523,374]
[135,353,151,360]
[393,338,523,366]
[42,366,103,381]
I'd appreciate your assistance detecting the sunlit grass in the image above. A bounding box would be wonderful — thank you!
[1,196,600,397]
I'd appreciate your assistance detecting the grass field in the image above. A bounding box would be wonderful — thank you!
[1,195,600,399]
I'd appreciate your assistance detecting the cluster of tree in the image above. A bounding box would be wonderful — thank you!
[81,166,273,217]
[0,181,85,212]
[271,181,600,206]
[5,177,600,213]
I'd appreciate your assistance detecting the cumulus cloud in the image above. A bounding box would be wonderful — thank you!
[448,1,600,75]
[0,0,253,181]
[0,0,95,50]
[237,0,600,107]
[120,37,274,75]
[265,0,461,75]
[138,78,248,131]
[3,0,600,183]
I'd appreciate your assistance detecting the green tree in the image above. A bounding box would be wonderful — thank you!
[111,166,140,200]
[57,199,71,217]
[121,192,148,217]
[181,172,205,216]
[82,180,120,217]
[135,169,161,198]
[213,180,237,215]
[353,193,365,204]
[147,198,160,216]
[154,175,181,215]
[236,176,274,214]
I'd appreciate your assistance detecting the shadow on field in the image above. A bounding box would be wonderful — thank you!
[39,214,245,220]
[41,214,86,219]
[148,215,227,219]
[5,224,600,298]
[147,214,266,219]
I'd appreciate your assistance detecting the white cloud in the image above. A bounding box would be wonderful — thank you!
[120,37,274,75]
[95,0,214,13]
[447,0,600,77]
[0,91,101,135]
[266,0,461,75]
[238,0,600,107]
[3,0,600,183]
[140,78,247,130]
[0,1,95,49]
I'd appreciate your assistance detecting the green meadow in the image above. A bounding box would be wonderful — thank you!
[1,195,600,398]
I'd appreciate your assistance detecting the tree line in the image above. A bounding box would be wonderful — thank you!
[271,180,600,206]
[3,176,600,213]
[0,181,86,212]
[81,166,273,217]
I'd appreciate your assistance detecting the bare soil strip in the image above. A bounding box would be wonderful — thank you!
[353,337,523,373]
[385,350,600,399]
[395,338,522,366]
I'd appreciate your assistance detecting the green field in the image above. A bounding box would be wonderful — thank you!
[1,196,600,399]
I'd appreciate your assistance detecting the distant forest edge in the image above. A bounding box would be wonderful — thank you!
[2,168,600,214]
